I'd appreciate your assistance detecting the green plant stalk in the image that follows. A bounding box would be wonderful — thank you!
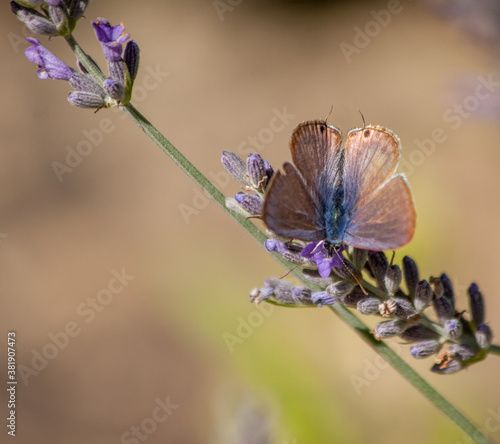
[490,344,500,355]
[67,35,496,444]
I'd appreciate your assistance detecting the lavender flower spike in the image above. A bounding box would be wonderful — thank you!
[24,38,72,80]
[92,18,130,62]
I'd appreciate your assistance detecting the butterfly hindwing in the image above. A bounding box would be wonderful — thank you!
[343,174,416,250]
[262,162,325,241]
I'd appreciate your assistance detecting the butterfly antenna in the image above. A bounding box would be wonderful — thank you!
[324,105,334,123]
[389,250,396,265]
[357,109,366,129]
[334,247,368,295]
[279,266,296,279]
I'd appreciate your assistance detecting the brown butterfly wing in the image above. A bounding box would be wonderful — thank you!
[263,120,342,241]
[343,126,416,249]
[262,162,325,241]
[290,120,342,189]
[343,175,416,250]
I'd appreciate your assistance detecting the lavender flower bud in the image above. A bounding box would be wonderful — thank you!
[357,297,380,315]
[440,273,455,308]
[379,297,417,320]
[414,280,432,312]
[249,286,273,303]
[103,78,125,101]
[124,40,140,81]
[430,276,444,299]
[340,287,366,307]
[367,251,388,290]
[11,3,58,36]
[108,60,126,87]
[410,340,441,358]
[67,91,105,108]
[68,0,91,20]
[234,192,262,216]
[48,5,64,25]
[374,320,407,339]
[402,256,419,298]
[259,279,296,304]
[352,248,368,270]
[246,154,267,189]
[301,269,336,286]
[69,72,105,96]
[468,283,485,326]
[287,286,312,305]
[311,291,336,307]
[475,324,492,349]
[264,240,315,268]
[326,281,354,298]
[449,343,478,361]
[332,258,361,283]
[443,319,462,340]
[263,160,274,188]
[48,5,71,36]
[267,281,291,302]
[400,324,439,342]
[221,151,249,186]
[433,296,454,323]
[384,265,402,295]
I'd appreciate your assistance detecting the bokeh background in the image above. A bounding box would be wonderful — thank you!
[2,1,500,443]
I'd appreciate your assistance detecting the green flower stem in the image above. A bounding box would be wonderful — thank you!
[489,344,500,355]
[65,35,105,83]
[65,35,494,444]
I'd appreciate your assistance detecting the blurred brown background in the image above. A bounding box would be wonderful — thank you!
[2,1,500,443]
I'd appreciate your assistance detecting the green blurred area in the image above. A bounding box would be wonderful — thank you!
[2,1,500,443]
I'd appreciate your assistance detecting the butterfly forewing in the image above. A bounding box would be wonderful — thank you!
[290,120,342,189]
[343,126,401,215]
[262,162,325,241]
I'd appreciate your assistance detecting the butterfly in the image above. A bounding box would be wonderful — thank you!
[262,120,416,254]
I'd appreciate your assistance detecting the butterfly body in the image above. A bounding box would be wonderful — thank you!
[263,120,416,251]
